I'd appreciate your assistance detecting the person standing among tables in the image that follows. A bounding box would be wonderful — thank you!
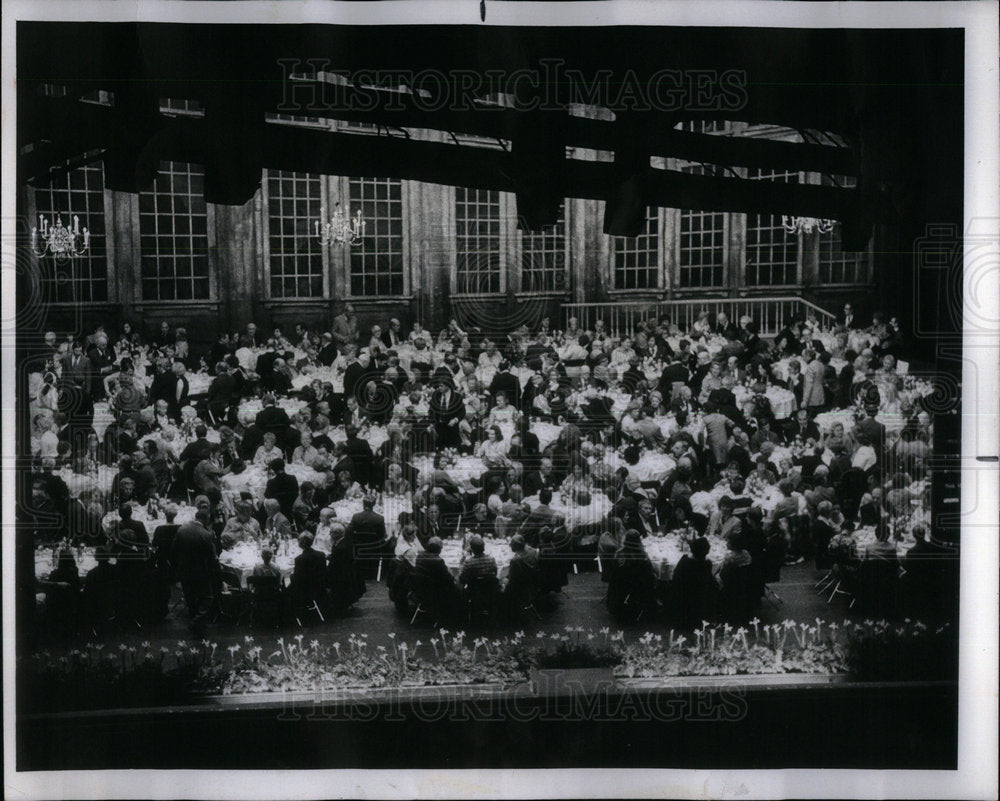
[170,510,219,637]
[332,302,360,350]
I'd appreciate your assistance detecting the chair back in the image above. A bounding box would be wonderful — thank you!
[247,573,281,597]
[466,574,499,627]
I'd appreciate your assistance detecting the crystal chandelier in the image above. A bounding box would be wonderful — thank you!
[781,215,836,235]
[32,214,90,260]
[315,203,366,246]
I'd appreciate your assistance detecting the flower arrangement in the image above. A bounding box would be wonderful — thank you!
[18,620,954,713]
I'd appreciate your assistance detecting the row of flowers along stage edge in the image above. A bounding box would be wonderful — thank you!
[19,619,955,712]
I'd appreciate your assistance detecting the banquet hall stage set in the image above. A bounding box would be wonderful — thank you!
[14,22,963,769]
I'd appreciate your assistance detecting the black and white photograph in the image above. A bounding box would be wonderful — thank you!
[3,1,997,798]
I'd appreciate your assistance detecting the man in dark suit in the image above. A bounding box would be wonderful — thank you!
[205,363,237,426]
[429,380,466,449]
[171,511,219,636]
[178,424,214,488]
[61,340,93,396]
[254,341,279,381]
[381,318,404,349]
[291,533,328,622]
[342,350,372,402]
[783,408,821,443]
[264,458,300,520]
[158,361,189,419]
[60,341,94,426]
[413,536,461,625]
[343,426,374,487]
[838,303,857,330]
[154,321,174,348]
[855,410,887,458]
[836,350,858,408]
[255,394,291,446]
[518,488,556,546]
[417,502,444,546]
[238,323,260,349]
[317,333,338,367]
[115,502,150,547]
[209,333,232,368]
[150,505,180,620]
[658,357,689,400]
[620,358,646,393]
[488,361,521,409]
[523,457,557,497]
[503,534,541,616]
[346,495,388,578]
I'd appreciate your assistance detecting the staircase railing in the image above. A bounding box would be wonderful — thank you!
[562,296,836,337]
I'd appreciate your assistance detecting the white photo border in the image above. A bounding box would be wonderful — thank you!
[2,1,997,799]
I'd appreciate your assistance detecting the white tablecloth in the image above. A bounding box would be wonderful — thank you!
[411,455,489,485]
[102,503,199,534]
[440,536,512,581]
[54,465,119,497]
[772,357,848,383]
[523,491,613,532]
[221,463,328,499]
[35,546,102,579]
[643,533,728,579]
[733,385,797,419]
[324,497,407,535]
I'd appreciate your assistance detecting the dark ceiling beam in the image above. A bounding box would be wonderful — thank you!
[604,113,652,237]
[509,110,567,229]
[17,111,878,222]
[19,89,857,184]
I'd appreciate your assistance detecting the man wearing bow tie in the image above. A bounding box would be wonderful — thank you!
[87,333,114,401]
[168,361,190,419]
[429,379,465,450]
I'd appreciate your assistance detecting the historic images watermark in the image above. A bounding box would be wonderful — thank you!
[277,682,749,723]
[277,59,749,115]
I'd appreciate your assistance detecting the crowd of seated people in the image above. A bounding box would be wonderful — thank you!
[22,300,945,639]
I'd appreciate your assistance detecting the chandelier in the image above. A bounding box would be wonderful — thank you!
[315,204,366,246]
[781,215,836,235]
[32,214,90,260]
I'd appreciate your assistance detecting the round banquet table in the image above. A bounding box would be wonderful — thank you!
[328,423,389,453]
[102,503,199,534]
[236,396,311,422]
[733,385,797,419]
[35,545,102,579]
[291,367,343,395]
[613,361,662,385]
[813,408,910,437]
[221,463,328,500]
[530,421,563,452]
[642,533,728,580]
[523,491,612,532]
[851,526,913,559]
[618,451,676,483]
[219,540,305,586]
[324,496,408,534]
[771,357,848,384]
[440,536,512,581]
[54,465,119,497]
[411,454,489,484]
[139,427,221,459]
